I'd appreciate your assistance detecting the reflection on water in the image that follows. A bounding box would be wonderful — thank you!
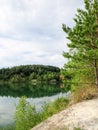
[0,82,66,98]
[0,82,69,127]
[0,96,16,126]
[0,92,70,127]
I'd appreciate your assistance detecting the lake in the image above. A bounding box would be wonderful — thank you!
[0,82,69,128]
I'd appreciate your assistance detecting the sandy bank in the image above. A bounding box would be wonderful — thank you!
[31,98,98,130]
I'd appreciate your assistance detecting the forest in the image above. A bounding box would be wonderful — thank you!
[0,65,60,83]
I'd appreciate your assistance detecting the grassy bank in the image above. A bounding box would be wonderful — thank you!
[71,85,98,104]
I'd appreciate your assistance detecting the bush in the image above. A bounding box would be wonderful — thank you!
[41,97,69,120]
[15,97,69,130]
[53,97,69,111]
[15,96,40,130]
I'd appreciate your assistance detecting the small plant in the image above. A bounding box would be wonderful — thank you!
[53,97,69,111]
[41,97,69,120]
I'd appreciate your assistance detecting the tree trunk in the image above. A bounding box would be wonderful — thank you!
[94,60,98,87]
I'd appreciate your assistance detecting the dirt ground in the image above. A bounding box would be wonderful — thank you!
[31,98,98,130]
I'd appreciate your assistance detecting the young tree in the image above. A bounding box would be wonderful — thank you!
[15,97,36,130]
[62,0,98,87]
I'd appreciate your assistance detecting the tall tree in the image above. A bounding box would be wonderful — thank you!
[62,0,98,87]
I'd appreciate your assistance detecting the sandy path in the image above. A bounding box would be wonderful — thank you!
[31,98,98,130]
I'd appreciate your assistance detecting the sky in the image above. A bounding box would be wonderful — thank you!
[0,0,84,68]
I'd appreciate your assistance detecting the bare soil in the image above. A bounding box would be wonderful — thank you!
[31,98,98,130]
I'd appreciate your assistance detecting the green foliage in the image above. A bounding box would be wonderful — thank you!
[0,65,60,83]
[15,96,38,130]
[52,97,69,112]
[0,125,15,130]
[10,75,25,83]
[36,97,69,122]
[15,97,69,130]
[62,0,98,88]
[0,82,65,98]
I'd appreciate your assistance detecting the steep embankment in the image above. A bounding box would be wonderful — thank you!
[31,98,98,130]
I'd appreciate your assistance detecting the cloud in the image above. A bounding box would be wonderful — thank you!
[0,0,84,38]
[0,37,67,68]
[0,0,84,68]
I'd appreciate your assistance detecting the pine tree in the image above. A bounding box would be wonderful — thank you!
[62,0,98,87]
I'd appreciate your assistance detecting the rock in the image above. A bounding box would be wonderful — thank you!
[31,98,98,130]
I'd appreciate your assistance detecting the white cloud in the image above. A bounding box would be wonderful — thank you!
[0,37,67,68]
[0,0,84,68]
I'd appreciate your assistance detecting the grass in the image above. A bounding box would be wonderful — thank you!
[74,128,82,130]
[41,97,69,120]
[70,85,98,104]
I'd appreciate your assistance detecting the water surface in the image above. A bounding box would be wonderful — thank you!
[0,82,68,127]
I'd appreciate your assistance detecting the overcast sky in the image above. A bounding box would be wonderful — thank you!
[0,0,84,68]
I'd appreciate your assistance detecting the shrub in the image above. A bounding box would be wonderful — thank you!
[53,97,69,111]
[15,96,40,130]
[15,97,69,130]
[41,97,69,120]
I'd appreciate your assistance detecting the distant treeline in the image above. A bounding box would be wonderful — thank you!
[0,65,60,83]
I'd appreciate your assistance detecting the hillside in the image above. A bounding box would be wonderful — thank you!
[0,65,60,83]
[31,98,98,130]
